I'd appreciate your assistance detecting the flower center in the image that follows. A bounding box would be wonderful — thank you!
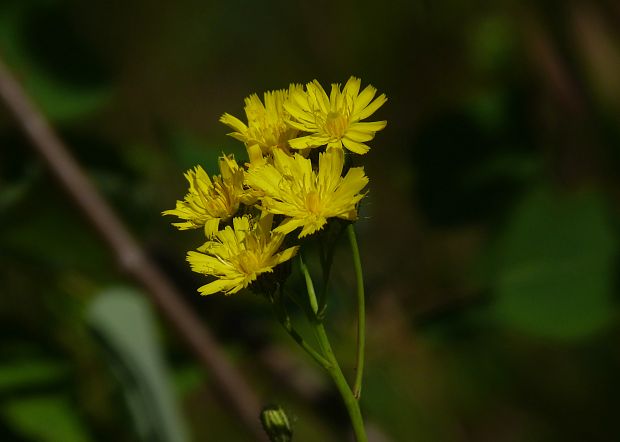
[324,111,348,138]
[237,251,261,274]
[305,191,322,214]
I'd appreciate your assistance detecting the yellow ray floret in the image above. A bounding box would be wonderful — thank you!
[284,76,387,155]
[187,215,299,295]
[246,148,369,238]
[220,85,303,164]
[163,155,249,237]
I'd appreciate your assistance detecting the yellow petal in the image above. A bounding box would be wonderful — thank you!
[352,84,377,116]
[306,80,330,113]
[220,113,248,132]
[354,94,387,121]
[246,144,265,167]
[350,120,387,132]
[318,148,344,192]
[198,278,237,296]
[342,76,361,109]
[273,245,299,266]
[344,129,375,143]
[342,137,370,154]
[289,134,330,149]
[204,218,221,237]
[299,217,327,237]
[273,217,307,236]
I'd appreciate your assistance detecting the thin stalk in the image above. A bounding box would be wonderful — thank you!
[282,323,332,369]
[317,238,335,314]
[314,323,367,442]
[347,224,366,400]
[298,254,319,316]
[283,287,330,359]
[270,297,331,369]
[299,257,367,442]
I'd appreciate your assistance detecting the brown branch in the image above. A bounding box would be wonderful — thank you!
[523,16,585,117]
[0,56,266,441]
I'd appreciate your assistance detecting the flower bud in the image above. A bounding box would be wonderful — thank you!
[260,404,293,442]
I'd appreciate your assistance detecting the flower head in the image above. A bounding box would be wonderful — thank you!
[285,76,387,154]
[163,155,249,237]
[220,85,302,165]
[187,215,299,295]
[246,148,368,238]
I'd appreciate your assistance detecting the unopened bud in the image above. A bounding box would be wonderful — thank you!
[260,404,293,442]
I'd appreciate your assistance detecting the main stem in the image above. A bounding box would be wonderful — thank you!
[298,256,367,442]
[314,323,367,442]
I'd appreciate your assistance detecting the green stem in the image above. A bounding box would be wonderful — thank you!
[317,238,335,315]
[298,254,319,317]
[315,324,367,442]
[269,286,331,368]
[299,256,367,442]
[347,224,366,400]
[281,322,331,369]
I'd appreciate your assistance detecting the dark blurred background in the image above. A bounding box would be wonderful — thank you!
[1,0,620,440]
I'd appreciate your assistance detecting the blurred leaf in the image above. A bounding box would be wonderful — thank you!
[0,360,67,392]
[465,151,540,191]
[490,187,617,340]
[157,125,247,174]
[160,127,217,173]
[22,70,111,123]
[413,111,530,225]
[363,363,459,441]
[466,90,507,131]
[2,395,91,442]
[0,164,40,213]
[0,1,111,123]
[0,197,108,273]
[172,365,205,398]
[468,14,516,73]
[87,287,187,442]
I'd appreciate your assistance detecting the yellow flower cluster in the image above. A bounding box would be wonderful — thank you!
[164,77,386,296]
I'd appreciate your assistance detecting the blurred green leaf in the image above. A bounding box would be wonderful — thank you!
[0,1,111,123]
[157,125,248,174]
[466,89,507,131]
[22,69,111,123]
[0,164,39,213]
[0,360,67,392]
[163,127,218,173]
[413,111,530,225]
[469,14,516,73]
[2,395,91,442]
[87,287,187,442]
[491,187,617,340]
[465,151,540,190]
[0,198,108,273]
[172,365,205,398]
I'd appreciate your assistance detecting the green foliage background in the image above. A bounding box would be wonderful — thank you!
[1,0,620,440]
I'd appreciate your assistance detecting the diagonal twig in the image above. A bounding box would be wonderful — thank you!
[0,56,266,441]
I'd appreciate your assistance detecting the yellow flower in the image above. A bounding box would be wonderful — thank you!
[246,148,368,238]
[163,155,249,237]
[220,85,302,164]
[187,215,299,295]
[285,76,387,154]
